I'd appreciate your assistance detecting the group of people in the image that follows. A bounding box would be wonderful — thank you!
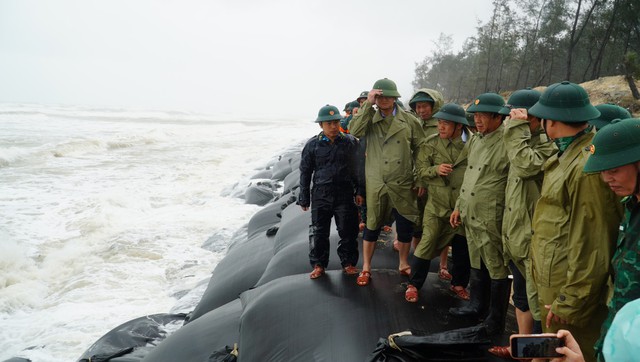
[297,77,639,362]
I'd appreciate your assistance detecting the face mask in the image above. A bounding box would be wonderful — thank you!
[553,125,593,155]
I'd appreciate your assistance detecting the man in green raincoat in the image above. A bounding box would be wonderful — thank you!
[487,88,558,359]
[528,81,623,362]
[583,117,640,361]
[404,103,470,303]
[449,93,512,336]
[348,78,425,286]
[408,88,444,137]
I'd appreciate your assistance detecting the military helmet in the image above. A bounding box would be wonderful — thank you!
[503,88,542,113]
[583,118,640,173]
[349,100,360,110]
[528,81,600,123]
[372,78,401,98]
[433,103,469,126]
[315,104,342,123]
[589,104,632,130]
[357,91,369,101]
[466,93,509,115]
[343,102,352,112]
[409,91,435,110]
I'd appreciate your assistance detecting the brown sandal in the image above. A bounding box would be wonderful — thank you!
[356,271,371,286]
[487,345,512,359]
[399,266,411,277]
[309,265,325,279]
[450,285,470,300]
[405,285,418,303]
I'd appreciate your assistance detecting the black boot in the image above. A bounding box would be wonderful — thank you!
[449,268,489,318]
[482,277,512,335]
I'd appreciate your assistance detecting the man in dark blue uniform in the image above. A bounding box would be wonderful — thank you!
[298,104,363,279]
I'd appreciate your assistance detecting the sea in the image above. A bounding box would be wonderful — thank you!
[0,103,318,362]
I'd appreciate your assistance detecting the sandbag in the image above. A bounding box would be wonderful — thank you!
[141,300,241,362]
[77,314,186,362]
[237,271,477,362]
[270,158,293,181]
[187,232,274,322]
[244,180,277,206]
[282,168,300,195]
[272,204,310,254]
[249,169,272,180]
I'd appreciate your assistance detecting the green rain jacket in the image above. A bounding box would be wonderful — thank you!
[502,118,558,319]
[410,88,444,137]
[455,123,510,279]
[348,100,425,229]
[502,119,558,263]
[531,131,622,345]
[414,133,468,259]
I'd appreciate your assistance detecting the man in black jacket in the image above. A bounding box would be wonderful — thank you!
[298,104,364,279]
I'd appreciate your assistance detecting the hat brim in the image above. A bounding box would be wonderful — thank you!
[433,111,469,125]
[529,102,600,123]
[467,104,506,114]
[583,143,640,173]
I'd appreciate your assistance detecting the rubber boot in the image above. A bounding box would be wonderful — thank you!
[482,277,512,335]
[449,268,489,318]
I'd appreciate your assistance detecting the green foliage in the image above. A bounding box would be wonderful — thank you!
[413,0,640,102]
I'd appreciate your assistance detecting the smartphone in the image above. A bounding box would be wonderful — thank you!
[510,333,564,359]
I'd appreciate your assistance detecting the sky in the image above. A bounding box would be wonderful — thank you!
[0,0,494,119]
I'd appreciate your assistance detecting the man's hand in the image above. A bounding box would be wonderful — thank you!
[437,163,454,177]
[550,330,585,362]
[355,195,365,206]
[545,304,568,328]
[450,209,461,228]
[509,108,528,121]
[367,89,382,104]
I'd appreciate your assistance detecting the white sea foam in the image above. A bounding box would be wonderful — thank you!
[0,103,317,361]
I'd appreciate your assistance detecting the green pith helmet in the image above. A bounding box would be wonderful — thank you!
[583,118,640,173]
[349,100,360,109]
[433,103,469,125]
[502,88,542,113]
[357,91,369,101]
[343,102,352,112]
[528,81,600,123]
[409,91,435,109]
[589,104,632,130]
[372,78,401,98]
[466,93,508,115]
[315,104,342,123]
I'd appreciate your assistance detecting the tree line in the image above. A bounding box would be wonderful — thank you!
[413,0,640,102]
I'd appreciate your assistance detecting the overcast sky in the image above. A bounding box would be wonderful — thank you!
[0,0,494,119]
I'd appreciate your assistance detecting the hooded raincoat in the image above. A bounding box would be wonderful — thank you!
[410,88,444,137]
[348,101,425,230]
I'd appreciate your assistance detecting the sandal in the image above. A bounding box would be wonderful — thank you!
[356,271,371,286]
[309,265,325,279]
[382,225,392,233]
[399,266,411,277]
[450,285,470,300]
[405,285,418,303]
[343,265,359,275]
[438,267,452,281]
[487,345,512,359]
